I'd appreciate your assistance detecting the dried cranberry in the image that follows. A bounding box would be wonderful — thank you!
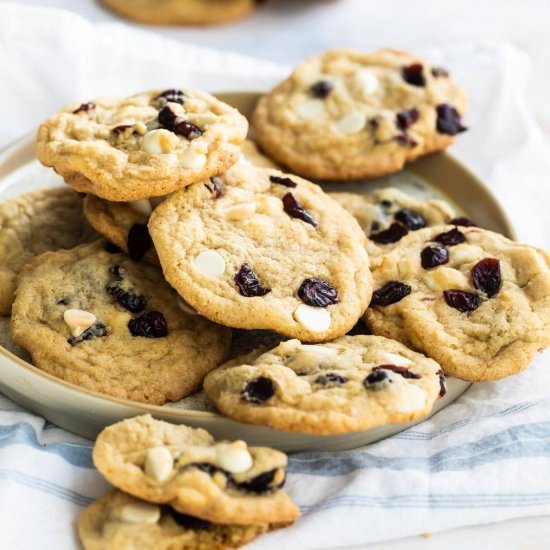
[234,264,271,297]
[105,241,122,254]
[402,63,426,86]
[396,108,420,131]
[443,289,481,312]
[127,224,152,261]
[436,104,467,135]
[394,208,426,230]
[111,124,133,136]
[394,134,418,147]
[364,369,391,390]
[437,369,447,397]
[373,364,421,379]
[241,377,275,403]
[315,373,347,385]
[204,176,223,198]
[434,227,465,246]
[421,245,449,269]
[310,80,333,98]
[157,106,177,129]
[68,322,107,346]
[449,217,477,227]
[370,281,412,306]
[73,102,95,114]
[236,469,283,494]
[282,193,317,228]
[173,119,203,140]
[269,175,297,188]
[164,508,209,530]
[471,258,501,297]
[128,311,168,338]
[370,222,409,244]
[297,278,338,307]
[431,66,449,78]
[155,89,185,105]
[107,278,146,313]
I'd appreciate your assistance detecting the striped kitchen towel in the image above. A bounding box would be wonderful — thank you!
[1,5,550,549]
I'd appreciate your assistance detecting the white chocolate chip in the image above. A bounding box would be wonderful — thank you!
[334,111,367,135]
[394,385,426,413]
[380,352,412,367]
[293,305,331,333]
[193,250,225,278]
[298,344,338,356]
[63,309,96,338]
[215,441,253,474]
[141,129,179,154]
[191,140,208,155]
[237,153,252,166]
[450,244,483,266]
[352,69,379,96]
[119,501,161,524]
[144,446,174,483]
[423,267,468,292]
[180,149,207,169]
[134,121,147,135]
[177,296,198,316]
[127,199,152,217]
[224,202,256,221]
[297,99,326,121]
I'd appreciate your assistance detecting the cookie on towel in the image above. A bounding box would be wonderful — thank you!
[93,415,300,525]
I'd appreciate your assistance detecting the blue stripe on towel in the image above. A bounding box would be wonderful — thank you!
[395,398,550,440]
[301,492,550,513]
[289,422,550,475]
[0,468,93,506]
[0,423,93,468]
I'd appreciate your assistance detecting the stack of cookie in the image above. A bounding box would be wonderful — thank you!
[2,48,550,445]
[79,415,299,549]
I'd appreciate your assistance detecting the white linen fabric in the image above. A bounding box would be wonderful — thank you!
[1,4,550,549]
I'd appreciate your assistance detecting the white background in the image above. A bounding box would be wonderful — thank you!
[2,1,550,548]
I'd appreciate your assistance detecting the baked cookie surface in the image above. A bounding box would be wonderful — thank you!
[99,0,255,26]
[37,88,248,201]
[79,490,277,550]
[0,188,96,315]
[365,225,550,381]
[330,187,457,254]
[10,242,230,404]
[204,336,443,435]
[82,140,276,263]
[253,48,466,181]
[93,415,300,525]
[148,165,372,342]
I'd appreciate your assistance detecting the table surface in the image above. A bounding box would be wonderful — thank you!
[3,1,550,548]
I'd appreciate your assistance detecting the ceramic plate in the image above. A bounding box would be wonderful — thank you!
[0,92,515,452]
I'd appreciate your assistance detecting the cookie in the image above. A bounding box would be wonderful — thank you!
[99,0,255,26]
[83,194,161,264]
[204,336,443,435]
[82,140,277,261]
[148,165,372,342]
[10,242,231,404]
[253,48,467,181]
[330,187,457,254]
[93,415,300,525]
[0,188,96,315]
[365,225,550,381]
[37,88,248,201]
[79,491,281,550]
